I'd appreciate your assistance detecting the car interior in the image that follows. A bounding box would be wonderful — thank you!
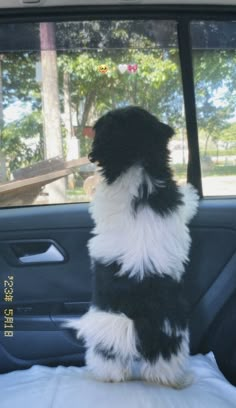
[0,0,236,403]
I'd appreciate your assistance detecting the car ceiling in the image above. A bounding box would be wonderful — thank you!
[1,0,236,9]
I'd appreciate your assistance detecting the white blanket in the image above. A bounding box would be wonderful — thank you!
[0,353,235,408]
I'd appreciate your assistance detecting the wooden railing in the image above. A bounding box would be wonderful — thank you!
[0,157,90,206]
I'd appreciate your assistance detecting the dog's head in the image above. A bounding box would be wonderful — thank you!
[89,106,174,184]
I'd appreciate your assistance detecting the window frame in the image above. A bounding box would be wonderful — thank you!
[1,4,236,201]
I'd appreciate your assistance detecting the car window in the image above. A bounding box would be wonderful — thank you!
[191,21,236,196]
[0,20,187,207]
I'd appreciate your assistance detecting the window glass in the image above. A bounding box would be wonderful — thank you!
[191,21,236,196]
[0,20,187,207]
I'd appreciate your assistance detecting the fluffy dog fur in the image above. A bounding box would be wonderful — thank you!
[66,106,199,387]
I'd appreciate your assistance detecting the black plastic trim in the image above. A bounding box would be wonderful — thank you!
[1,5,236,23]
[177,19,202,196]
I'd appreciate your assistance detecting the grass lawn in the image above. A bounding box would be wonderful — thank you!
[173,163,236,178]
[66,163,236,200]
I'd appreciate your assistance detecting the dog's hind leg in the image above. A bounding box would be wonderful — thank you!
[64,307,138,382]
[140,357,193,389]
[140,336,194,389]
[86,346,131,382]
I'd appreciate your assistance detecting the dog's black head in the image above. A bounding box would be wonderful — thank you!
[89,106,174,184]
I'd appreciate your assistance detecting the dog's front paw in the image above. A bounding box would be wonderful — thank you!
[170,371,195,389]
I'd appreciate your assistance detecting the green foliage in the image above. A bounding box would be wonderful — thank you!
[80,136,93,158]
[1,111,43,174]
[2,52,41,108]
[202,164,236,177]
[58,47,183,147]
[1,20,236,179]
[219,122,236,145]
[193,50,236,153]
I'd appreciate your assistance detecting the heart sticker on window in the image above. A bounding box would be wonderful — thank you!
[118,64,128,74]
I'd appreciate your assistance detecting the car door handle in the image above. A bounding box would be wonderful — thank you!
[19,243,65,264]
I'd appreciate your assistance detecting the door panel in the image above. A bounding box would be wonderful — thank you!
[0,200,236,376]
[185,227,236,306]
[0,205,93,304]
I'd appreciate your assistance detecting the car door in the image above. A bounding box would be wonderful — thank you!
[0,3,235,386]
[0,204,92,371]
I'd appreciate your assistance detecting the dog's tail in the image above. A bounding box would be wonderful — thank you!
[63,307,138,358]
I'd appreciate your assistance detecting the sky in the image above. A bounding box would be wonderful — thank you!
[4,101,32,123]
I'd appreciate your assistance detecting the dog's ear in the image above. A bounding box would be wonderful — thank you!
[88,113,117,164]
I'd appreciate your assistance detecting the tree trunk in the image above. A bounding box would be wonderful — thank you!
[204,133,211,156]
[77,91,96,157]
[0,56,7,183]
[63,71,79,189]
[63,71,73,148]
[79,90,96,134]
[40,23,65,203]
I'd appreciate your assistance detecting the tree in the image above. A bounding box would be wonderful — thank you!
[57,31,183,159]
[1,51,42,178]
[0,54,6,182]
[219,122,236,149]
[1,111,43,175]
[2,19,236,193]
[0,20,186,182]
[40,22,65,202]
[193,50,236,156]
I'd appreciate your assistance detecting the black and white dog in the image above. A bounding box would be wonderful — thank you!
[66,106,199,387]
